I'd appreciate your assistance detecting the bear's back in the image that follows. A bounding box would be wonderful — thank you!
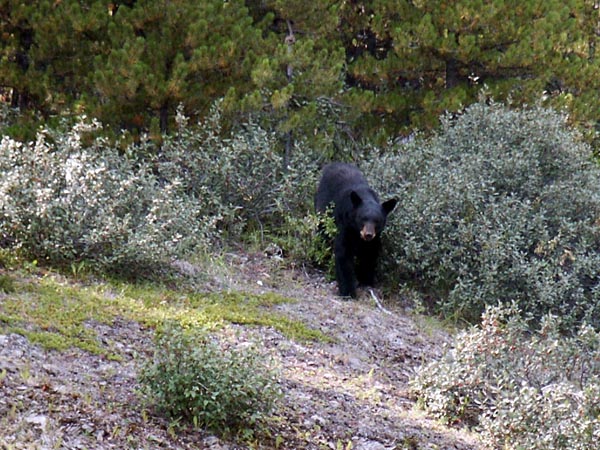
[315,163,370,212]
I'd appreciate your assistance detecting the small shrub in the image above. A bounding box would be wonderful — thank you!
[308,207,338,277]
[0,274,15,293]
[266,207,337,275]
[0,248,18,270]
[138,324,280,436]
[365,101,600,328]
[410,305,600,449]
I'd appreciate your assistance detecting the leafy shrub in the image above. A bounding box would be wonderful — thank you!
[365,101,600,328]
[257,204,337,274]
[410,305,600,449]
[310,208,338,270]
[139,324,280,435]
[155,104,320,241]
[0,104,321,275]
[0,117,212,276]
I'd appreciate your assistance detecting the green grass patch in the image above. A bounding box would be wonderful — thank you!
[0,279,119,355]
[111,286,330,342]
[0,271,329,357]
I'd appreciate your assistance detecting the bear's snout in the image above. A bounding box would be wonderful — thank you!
[360,223,377,241]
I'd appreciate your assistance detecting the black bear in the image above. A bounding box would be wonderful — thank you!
[315,162,397,298]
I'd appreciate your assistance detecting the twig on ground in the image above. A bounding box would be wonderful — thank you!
[369,289,392,315]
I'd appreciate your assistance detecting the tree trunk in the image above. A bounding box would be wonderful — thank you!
[445,58,461,89]
[159,102,169,134]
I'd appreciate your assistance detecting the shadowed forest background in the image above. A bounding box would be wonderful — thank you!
[3,0,600,148]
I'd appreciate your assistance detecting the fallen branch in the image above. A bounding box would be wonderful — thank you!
[369,289,392,315]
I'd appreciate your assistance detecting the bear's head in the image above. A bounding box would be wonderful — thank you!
[350,191,397,241]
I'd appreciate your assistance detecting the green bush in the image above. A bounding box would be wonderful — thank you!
[0,118,211,276]
[138,324,280,435]
[0,274,15,293]
[155,104,320,240]
[309,208,338,271]
[0,104,321,275]
[365,101,600,328]
[410,305,600,449]
[256,206,338,277]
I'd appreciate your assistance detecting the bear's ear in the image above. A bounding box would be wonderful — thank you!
[350,191,363,208]
[382,198,397,215]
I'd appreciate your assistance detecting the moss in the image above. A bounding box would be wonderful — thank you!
[0,279,118,355]
[0,271,330,357]
[197,292,331,342]
[113,286,330,343]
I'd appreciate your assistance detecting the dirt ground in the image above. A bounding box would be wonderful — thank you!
[0,253,482,449]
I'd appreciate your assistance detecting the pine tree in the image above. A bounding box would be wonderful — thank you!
[0,0,107,114]
[550,1,600,141]
[238,0,348,156]
[3,0,600,146]
[92,0,266,135]
[0,0,36,109]
[341,0,599,137]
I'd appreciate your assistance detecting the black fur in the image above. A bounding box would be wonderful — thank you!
[315,163,397,297]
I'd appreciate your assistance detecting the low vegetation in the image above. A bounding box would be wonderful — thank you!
[366,100,600,329]
[0,106,318,278]
[139,324,281,437]
[3,100,600,447]
[411,305,600,449]
[0,272,327,357]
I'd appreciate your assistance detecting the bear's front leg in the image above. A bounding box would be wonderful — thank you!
[334,234,357,298]
[356,239,380,287]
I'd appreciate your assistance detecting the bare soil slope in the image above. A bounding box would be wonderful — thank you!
[0,254,481,449]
